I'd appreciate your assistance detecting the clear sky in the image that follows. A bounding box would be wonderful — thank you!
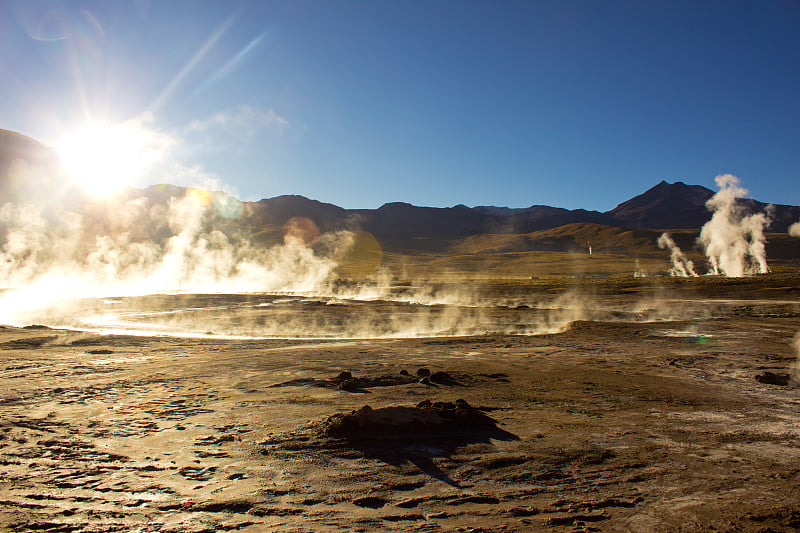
[1,0,798,210]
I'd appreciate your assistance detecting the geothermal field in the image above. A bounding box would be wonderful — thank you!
[2,0,798,528]
[1,275,800,532]
[1,175,800,532]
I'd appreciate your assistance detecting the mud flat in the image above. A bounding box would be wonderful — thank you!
[1,286,800,532]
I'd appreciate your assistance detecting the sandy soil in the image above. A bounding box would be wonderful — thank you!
[1,292,800,532]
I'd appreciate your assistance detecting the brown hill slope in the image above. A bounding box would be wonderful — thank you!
[447,223,800,272]
[449,223,665,256]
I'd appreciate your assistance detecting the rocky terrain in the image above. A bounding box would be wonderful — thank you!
[1,278,799,532]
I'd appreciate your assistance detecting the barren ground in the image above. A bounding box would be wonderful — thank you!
[1,281,800,532]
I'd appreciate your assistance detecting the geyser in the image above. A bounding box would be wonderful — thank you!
[657,233,698,277]
[697,174,770,277]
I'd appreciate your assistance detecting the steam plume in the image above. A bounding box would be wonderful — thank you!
[790,222,800,238]
[657,233,697,277]
[697,174,770,277]
[0,191,354,325]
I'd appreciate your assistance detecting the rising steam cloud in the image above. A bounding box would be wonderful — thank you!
[660,175,772,277]
[790,222,800,238]
[0,194,346,293]
[698,174,770,277]
[0,191,356,325]
[657,233,698,277]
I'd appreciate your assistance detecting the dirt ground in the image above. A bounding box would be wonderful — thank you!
[1,284,799,532]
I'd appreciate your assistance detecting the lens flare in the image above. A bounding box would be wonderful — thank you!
[187,187,213,207]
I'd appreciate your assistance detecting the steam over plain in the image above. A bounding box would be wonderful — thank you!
[1,164,800,531]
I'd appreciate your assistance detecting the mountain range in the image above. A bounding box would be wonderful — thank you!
[2,128,799,256]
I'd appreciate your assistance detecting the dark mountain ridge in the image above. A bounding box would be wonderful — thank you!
[607,180,800,232]
[1,128,798,254]
[609,180,715,229]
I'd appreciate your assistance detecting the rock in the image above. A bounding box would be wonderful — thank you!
[323,399,495,438]
[429,371,452,384]
[416,368,431,377]
[755,372,791,386]
[337,378,361,391]
[353,496,387,508]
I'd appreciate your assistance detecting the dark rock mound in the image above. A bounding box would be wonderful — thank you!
[429,371,456,385]
[353,496,388,509]
[260,400,518,487]
[269,369,462,391]
[325,370,419,392]
[324,399,499,438]
[755,372,792,386]
[319,399,518,487]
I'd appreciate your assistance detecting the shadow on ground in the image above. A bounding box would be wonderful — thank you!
[262,400,518,487]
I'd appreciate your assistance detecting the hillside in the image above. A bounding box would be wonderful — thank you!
[449,223,664,256]
[608,180,714,228]
[0,129,69,205]
[608,180,800,233]
[451,223,800,257]
[1,128,799,259]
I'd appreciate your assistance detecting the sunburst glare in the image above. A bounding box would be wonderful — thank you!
[56,117,174,197]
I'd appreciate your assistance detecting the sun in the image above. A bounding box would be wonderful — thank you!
[56,119,171,197]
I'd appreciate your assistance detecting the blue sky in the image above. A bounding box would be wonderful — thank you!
[1,0,798,210]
